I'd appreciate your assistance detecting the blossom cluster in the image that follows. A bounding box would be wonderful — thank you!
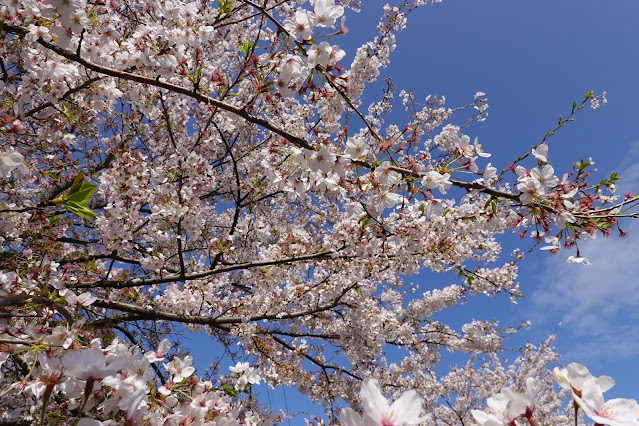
[472,362,639,426]
[338,362,639,426]
[0,323,273,425]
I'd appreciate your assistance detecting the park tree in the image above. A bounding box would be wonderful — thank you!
[0,0,637,424]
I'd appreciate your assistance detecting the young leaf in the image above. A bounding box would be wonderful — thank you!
[68,172,84,195]
[239,41,253,55]
[65,201,97,218]
[66,181,96,204]
[218,0,233,14]
[221,383,238,397]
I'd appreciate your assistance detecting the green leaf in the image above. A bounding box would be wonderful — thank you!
[68,172,84,195]
[221,383,238,397]
[239,41,254,55]
[573,158,590,172]
[59,100,76,125]
[610,172,622,183]
[218,0,233,14]
[65,181,96,204]
[44,171,60,180]
[65,201,97,218]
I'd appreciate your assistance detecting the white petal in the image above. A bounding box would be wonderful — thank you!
[596,375,616,392]
[389,389,425,424]
[471,409,506,426]
[360,379,390,422]
[340,408,363,426]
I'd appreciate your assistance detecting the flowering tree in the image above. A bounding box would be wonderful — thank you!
[0,0,637,424]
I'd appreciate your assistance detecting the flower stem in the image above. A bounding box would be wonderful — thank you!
[38,385,53,426]
[70,378,95,426]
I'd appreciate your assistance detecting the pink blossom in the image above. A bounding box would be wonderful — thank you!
[472,389,527,426]
[345,137,370,159]
[0,150,28,178]
[283,10,316,40]
[145,338,171,363]
[554,362,614,394]
[307,42,332,68]
[531,143,548,162]
[576,378,639,426]
[164,355,196,383]
[65,290,98,308]
[313,0,344,28]
[62,347,125,392]
[358,378,427,426]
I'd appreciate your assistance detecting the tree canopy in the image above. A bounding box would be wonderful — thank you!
[0,0,637,424]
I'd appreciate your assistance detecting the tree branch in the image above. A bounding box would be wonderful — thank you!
[73,249,344,289]
[2,23,315,152]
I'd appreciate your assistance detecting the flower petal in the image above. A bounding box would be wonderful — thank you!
[360,379,390,422]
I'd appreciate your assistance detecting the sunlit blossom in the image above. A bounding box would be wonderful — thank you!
[61,347,125,391]
[564,255,592,266]
[0,150,28,178]
[575,378,639,426]
[554,362,614,395]
[359,378,427,426]
[313,0,344,27]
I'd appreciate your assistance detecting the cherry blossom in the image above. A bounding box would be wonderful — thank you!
[340,407,376,426]
[145,338,171,363]
[530,165,559,190]
[0,150,28,178]
[472,388,528,426]
[483,162,497,183]
[375,161,402,186]
[345,137,371,159]
[284,10,316,40]
[307,41,341,69]
[25,24,52,42]
[564,255,593,266]
[575,378,639,426]
[307,145,337,173]
[313,0,344,28]
[422,170,452,194]
[64,290,98,308]
[122,389,147,426]
[553,362,615,395]
[61,348,124,382]
[0,0,634,423]
[164,355,196,383]
[229,362,262,391]
[341,379,427,426]
[531,143,549,163]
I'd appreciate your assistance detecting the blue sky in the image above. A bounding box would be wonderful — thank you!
[185,0,639,420]
[344,0,639,398]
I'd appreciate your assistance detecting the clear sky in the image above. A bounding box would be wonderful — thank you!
[343,0,639,400]
[185,0,639,420]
